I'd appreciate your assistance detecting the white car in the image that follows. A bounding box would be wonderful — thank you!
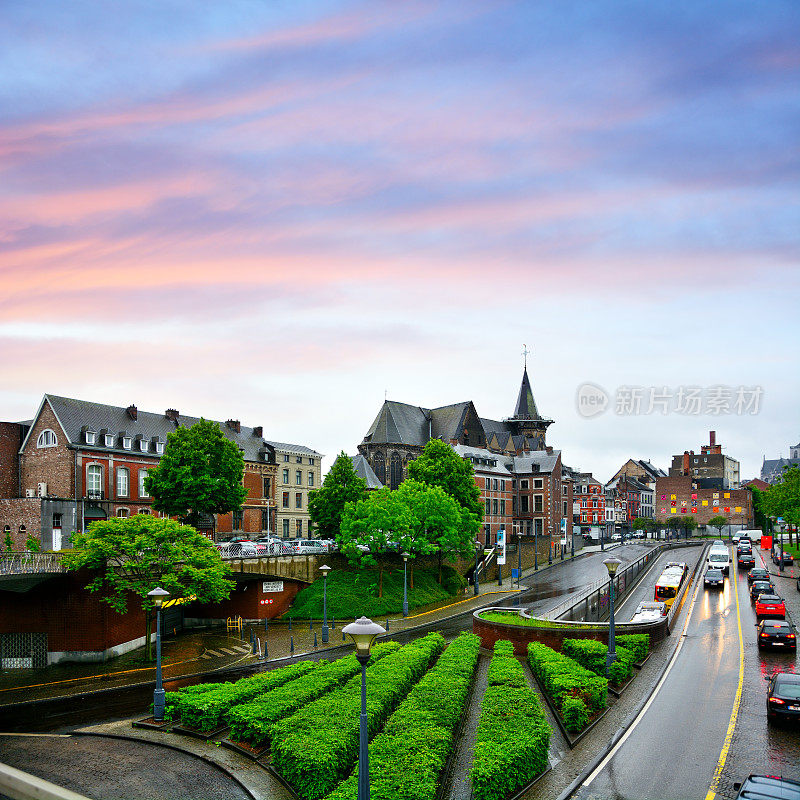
[629,601,667,623]
[611,533,622,542]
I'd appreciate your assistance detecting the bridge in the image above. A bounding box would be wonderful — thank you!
[218,553,323,584]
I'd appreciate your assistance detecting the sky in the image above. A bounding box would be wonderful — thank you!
[1,0,798,482]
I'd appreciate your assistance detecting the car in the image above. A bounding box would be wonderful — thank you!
[757,619,797,650]
[737,540,752,553]
[632,530,646,539]
[712,539,725,547]
[766,672,800,724]
[704,567,725,589]
[734,774,800,798]
[773,551,794,565]
[611,533,622,542]
[629,600,668,623]
[748,568,770,585]
[756,594,786,620]
[738,553,756,570]
[751,580,776,603]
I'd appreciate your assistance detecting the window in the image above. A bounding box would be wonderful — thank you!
[512,497,517,514]
[117,467,129,497]
[36,429,58,448]
[295,493,302,509]
[492,499,498,514]
[390,452,403,490]
[534,495,543,513]
[117,508,129,518]
[521,480,529,489]
[534,479,543,489]
[85,430,97,445]
[296,456,303,464]
[261,510,270,531]
[282,469,290,484]
[138,508,149,515]
[87,465,102,495]
[500,500,506,516]
[233,510,243,531]
[104,434,114,448]
[374,453,386,484]
[309,458,315,466]
[563,501,568,516]
[52,512,62,529]
[156,441,165,455]
[138,469,149,498]
[283,454,290,462]
[122,436,132,450]
[140,439,150,452]
[295,470,302,486]
[521,496,529,513]
[485,499,491,515]
[263,477,271,497]
[282,519,290,537]
[308,471,314,487]
[296,520,302,537]
[282,492,289,508]
[535,519,543,536]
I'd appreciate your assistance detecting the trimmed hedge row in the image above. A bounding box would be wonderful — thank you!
[562,639,634,685]
[325,633,482,800]
[470,640,551,800]
[271,633,446,800]
[226,641,400,746]
[177,661,314,731]
[616,633,649,663]
[164,682,222,722]
[527,642,607,731]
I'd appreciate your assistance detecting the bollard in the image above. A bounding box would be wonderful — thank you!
[265,617,268,632]
[331,615,335,629]
[289,616,292,632]
[314,632,318,648]
[290,635,294,654]
[264,640,268,658]
[343,630,346,641]
[252,637,257,655]
[310,617,313,631]
[386,618,389,631]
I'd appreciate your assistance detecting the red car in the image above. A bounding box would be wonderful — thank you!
[755,594,786,620]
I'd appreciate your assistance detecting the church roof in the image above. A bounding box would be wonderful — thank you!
[350,454,384,489]
[513,368,540,420]
[430,402,472,442]
[362,401,429,446]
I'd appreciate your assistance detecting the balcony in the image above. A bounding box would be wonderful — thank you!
[86,490,105,501]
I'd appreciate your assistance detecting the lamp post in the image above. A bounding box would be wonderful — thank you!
[533,526,538,571]
[342,617,386,800]
[320,564,331,643]
[496,541,503,587]
[473,540,481,596]
[603,558,622,678]
[402,552,410,617]
[517,534,522,587]
[148,587,170,721]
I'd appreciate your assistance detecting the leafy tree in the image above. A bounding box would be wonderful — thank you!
[309,452,368,540]
[675,515,698,539]
[25,533,41,553]
[144,418,247,528]
[763,467,800,546]
[665,516,682,539]
[632,517,656,537]
[4,529,13,553]
[407,439,483,519]
[62,516,234,658]
[707,515,728,538]
[747,486,770,538]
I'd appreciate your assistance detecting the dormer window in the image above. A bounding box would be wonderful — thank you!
[36,429,58,448]
[139,439,149,452]
[85,430,97,445]
[104,434,115,448]
[155,440,165,455]
[123,436,132,450]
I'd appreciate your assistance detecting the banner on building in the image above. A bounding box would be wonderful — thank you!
[496,530,506,565]
[262,581,284,593]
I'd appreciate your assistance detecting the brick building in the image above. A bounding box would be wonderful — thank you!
[668,430,740,490]
[609,458,666,490]
[573,473,606,532]
[655,474,753,528]
[0,395,322,549]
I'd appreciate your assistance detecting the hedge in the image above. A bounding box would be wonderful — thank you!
[177,660,314,731]
[562,639,635,685]
[271,632,446,800]
[470,639,551,800]
[561,696,589,733]
[527,642,608,715]
[164,682,222,722]
[616,633,649,663]
[325,633,482,800]
[226,641,400,746]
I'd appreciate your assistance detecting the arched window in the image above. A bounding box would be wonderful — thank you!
[37,429,57,448]
[19,525,26,537]
[373,453,386,484]
[117,508,129,518]
[389,452,403,490]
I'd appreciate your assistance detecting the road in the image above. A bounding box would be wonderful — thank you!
[573,542,800,800]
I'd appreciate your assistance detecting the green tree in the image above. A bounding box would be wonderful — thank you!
[747,486,770,537]
[632,517,656,537]
[62,516,234,658]
[676,515,698,539]
[144,418,247,528]
[309,452,368,540]
[762,467,800,546]
[665,516,682,539]
[707,515,728,538]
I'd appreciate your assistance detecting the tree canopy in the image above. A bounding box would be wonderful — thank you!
[761,466,800,543]
[707,515,728,534]
[308,451,368,539]
[144,418,247,526]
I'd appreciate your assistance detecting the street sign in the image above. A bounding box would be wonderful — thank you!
[511,568,520,581]
[497,530,507,565]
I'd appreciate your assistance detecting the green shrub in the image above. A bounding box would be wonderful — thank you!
[226,641,400,746]
[325,633,482,800]
[492,640,515,657]
[271,633,445,800]
[561,696,589,733]
[527,642,607,715]
[470,640,551,800]
[486,640,526,688]
[562,638,634,684]
[615,634,649,663]
[179,661,313,731]
[164,682,222,722]
[608,646,634,685]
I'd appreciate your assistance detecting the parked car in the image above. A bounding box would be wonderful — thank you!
[757,619,796,650]
[755,594,786,620]
[748,568,770,585]
[734,775,800,797]
[704,568,725,589]
[737,552,755,570]
[773,550,794,565]
[611,533,622,542]
[216,540,258,557]
[750,581,776,604]
[293,540,328,555]
[632,530,646,539]
[766,672,800,724]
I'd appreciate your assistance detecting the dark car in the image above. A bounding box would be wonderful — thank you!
[737,540,753,553]
[738,552,756,570]
[757,619,797,650]
[756,594,786,620]
[704,568,725,589]
[751,580,776,603]
[773,551,794,566]
[766,672,800,724]
[734,774,800,798]
[748,568,770,585]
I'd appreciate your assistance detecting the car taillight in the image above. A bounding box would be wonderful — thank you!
[760,633,768,638]
[788,634,796,639]
[769,697,785,704]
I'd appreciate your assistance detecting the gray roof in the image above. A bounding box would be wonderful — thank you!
[264,440,323,456]
[761,457,800,480]
[512,367,540,419]
[452,444,513,475]
[637,459,666,479]
[479,417,511,435]
[31,394,315,463]
[362,401,430,446]
[512,450,560,474]
[430,402,472,442]
[350,454,384,489]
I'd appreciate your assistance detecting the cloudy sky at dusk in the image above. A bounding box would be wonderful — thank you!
[1,0,798,480]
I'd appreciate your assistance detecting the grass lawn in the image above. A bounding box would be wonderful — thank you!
[478,611,594,630]
[288,564,466,619]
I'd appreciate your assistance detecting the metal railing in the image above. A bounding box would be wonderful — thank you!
[0,552,66,576]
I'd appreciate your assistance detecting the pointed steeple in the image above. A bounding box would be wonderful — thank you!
[514,368,540,420]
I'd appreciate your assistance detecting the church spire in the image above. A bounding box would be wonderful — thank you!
[513,366,540,420]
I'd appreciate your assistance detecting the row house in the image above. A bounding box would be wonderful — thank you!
[609,458,666,490]
[0,394,322,550]
[605,474,654,530]
[573,472,606,531]
[268,441,324,540]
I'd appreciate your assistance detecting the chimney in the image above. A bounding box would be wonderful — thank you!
[226,419,241,433]
[546,445,554,454]
[165,409,179,423]
[253,426,263,438]
[682,451,690,474]
[709,430,716,447]
[126,404,137,421]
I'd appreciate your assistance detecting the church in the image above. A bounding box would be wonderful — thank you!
[357,367,571,551]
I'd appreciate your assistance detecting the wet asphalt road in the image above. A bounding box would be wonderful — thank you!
[573,543,800,800]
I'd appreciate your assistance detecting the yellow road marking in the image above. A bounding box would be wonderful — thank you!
[704,556,745,800]
[401,588,520,620]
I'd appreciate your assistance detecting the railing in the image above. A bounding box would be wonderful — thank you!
[0,552,66,576]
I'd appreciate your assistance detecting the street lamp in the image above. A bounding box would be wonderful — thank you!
[343,617,386,800]
[320,564,332,643]
[517,534,522,587]
[147,587,170,721]
[533,526,538,571]
[473,539,481,596]
[603,558,622,678]
[401,552,410,617]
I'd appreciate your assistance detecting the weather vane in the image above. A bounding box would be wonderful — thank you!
[522,344,530,370]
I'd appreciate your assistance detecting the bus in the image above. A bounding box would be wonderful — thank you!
[654,565,686,609]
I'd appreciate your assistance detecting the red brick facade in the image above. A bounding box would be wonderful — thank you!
[655,475,753,527]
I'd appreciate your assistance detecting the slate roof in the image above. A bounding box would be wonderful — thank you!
[430,402,472,442]
[362,401,430,446]
[512,450,560,474]
[350,454,384,489]
[512,367,541,419]
[637,459,667,479]
[264,440,322,456]
[761,457,800,481]
[480,417,512,435]
[452,444,513,476]
[29,394,315,463]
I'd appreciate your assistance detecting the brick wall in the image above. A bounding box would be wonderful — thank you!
[0,498,42,548]
[655,475,753,526]
[19,402,73,499]
[0,422,24,499]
